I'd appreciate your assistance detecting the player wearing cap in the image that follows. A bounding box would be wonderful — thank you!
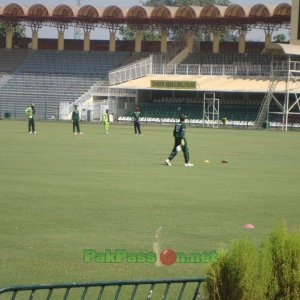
[25,103,36,134]
[165,114,193,167]
[72,105,83,135]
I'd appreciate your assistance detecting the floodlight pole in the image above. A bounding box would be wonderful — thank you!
[282,55,291,131]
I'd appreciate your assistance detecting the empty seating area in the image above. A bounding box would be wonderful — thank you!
[118,52,153,68]
[0,49,29,73]
[119,102,203,124]
[182,52,272,66]
[139,103,203,120]
[153,97,200,104]
[196,41,265,54]
[119,95,300,127]
[221,95,263,106]
[0,73,99,118]
[0,50,130,118]
[119,99,261,125]
[219,104,259,122]
[18,50,129,75]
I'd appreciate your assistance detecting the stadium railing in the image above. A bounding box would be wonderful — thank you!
[152,63,270,77]
[0,277,205,300]
[109,56,153,85]
[108,57,271,87]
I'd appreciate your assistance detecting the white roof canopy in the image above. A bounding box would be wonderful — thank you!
[263,43,300,56]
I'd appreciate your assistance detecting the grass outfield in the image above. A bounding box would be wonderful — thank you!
[0,120,300,287]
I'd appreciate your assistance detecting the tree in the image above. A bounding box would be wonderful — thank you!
[273,34,287,43]
[118,26,161,41]
[0,22,26,47]
[118,0,231,41]
[0,22,25,38]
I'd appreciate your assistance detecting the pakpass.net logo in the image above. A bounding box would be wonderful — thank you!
[84,248,218,266]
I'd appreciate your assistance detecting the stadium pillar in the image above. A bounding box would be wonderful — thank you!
[265,32,272,48]
[291,0,300,45]
[161,30,168,53]
[109,30,116,52]
[186,31,193,53]
[135,30,142,52]
[213,31,220,53]
[5,26,13,49]
[57,30,65,51]
[238,30,246,54]
[83,30,90,52]
[31,29,38,50]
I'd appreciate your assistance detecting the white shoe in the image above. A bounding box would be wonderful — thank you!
[165,159,172,166]
[29,131,32,134]
[79,132,83,135]
[74,132,77,135]
[185,162,194,167]
[33,131,37,134]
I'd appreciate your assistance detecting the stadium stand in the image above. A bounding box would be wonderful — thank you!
[0,40,295,126]
[120,98,261,125]
[182,52,272,66]
[118,87,293,126]
[0,49,29,73]
[0,49,130,118]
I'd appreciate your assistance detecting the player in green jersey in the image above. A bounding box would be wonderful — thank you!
[165,114,193,167]
[103,109,110,134]
[72,105,83,134]
[132,107,142,135]
[25,103,36,134]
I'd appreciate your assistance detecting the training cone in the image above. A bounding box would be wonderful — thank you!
[203,160,210,163]
[243,224,255,229]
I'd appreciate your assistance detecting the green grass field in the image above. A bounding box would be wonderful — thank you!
[1,120,300,288]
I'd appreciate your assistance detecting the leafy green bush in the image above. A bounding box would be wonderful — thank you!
[205,238,273,300]
[266,222,300,299]
[204,221,300,300]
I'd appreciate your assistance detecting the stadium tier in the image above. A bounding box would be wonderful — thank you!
[182,52,273,66]
[0,49,130,118]
[0,49,29,73]
[1,44,299,128]
[121,100,260,124]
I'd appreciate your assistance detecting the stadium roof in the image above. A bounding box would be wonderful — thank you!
[263,43,300,56]
[0,3,291,28]
[112,75,300,93]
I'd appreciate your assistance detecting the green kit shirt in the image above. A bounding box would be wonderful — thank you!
[133,111,141,122]
[72,109,80,121]
[173,121,186,139]
[103,112,109,123]
[25,107,34,119]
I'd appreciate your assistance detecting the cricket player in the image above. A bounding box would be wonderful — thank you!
[103,109,110,134]
[72,105,83,134]
[165,114,193,167]
[25,103,36,134]
[133,107,142,135]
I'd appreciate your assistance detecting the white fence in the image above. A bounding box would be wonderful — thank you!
[106,57,300,88]
[109,56,153,85]
[108,60,271,85]
[152,64,271,77]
